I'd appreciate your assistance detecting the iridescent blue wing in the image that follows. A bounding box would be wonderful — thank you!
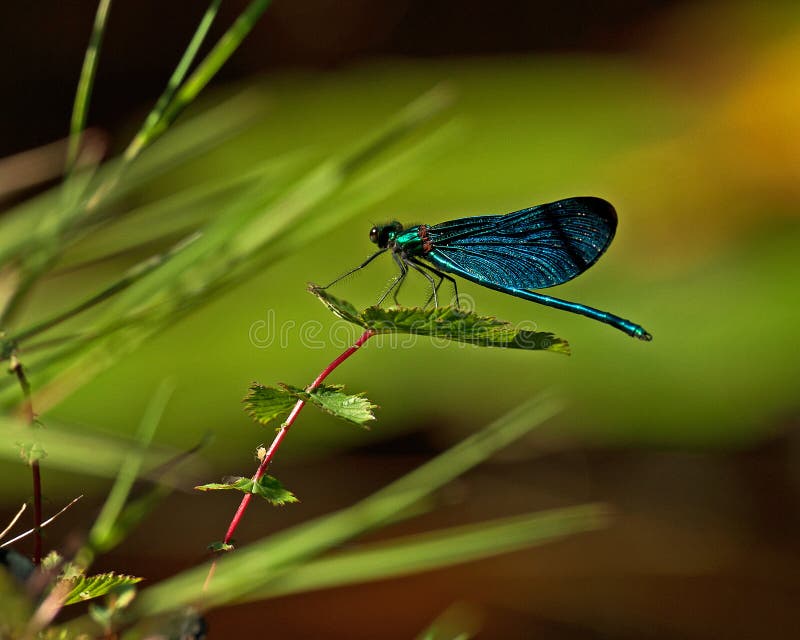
[424,197,617,290]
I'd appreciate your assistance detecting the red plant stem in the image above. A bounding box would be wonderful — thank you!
[31,462,43,564]
[10,356,43,565]
[223,329,376,545]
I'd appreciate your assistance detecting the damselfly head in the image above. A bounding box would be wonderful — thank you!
[369,221,404,248]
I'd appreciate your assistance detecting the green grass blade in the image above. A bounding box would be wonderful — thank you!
[226,87,454,261]
[143,0,272,149]
[242,504,609,601]
[0,97,258,328]
[10,234,200,345]
[88,381,174,553]
[416,603,480,640]
[80,0,224,214]
[66,0,112,177]
[0,416,182,481]
[61,151,308,269]
[125,0,222,162]
[281,119,462,247]
[0,90,263,268]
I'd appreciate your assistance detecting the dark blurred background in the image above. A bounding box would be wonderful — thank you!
[2,1,799,638]
[1,0,688,156]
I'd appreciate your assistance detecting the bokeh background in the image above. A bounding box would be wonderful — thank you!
[2,1,799,637]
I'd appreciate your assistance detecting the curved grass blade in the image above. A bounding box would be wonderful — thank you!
[241,504,609,601]
[146,0,272,147]
[87,382,173,554]
[0,416,191,482]
[9,234,200,346]
[65,0,112,178]
[124,0,223,162]
[0,90,263,269]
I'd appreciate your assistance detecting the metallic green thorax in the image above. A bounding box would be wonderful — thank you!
[392,226,429,256]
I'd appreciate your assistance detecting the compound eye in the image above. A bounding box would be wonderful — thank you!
[369,226,380,243]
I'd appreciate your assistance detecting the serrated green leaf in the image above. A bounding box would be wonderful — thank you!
[194,478,248,492]
[308,285,570,354]
[243,383,298,427]
[280,383,377,428]
[195,475,298,506]
[245,382,377,427]
[310,286,362,324]
[251,475,299,505]
[61,572,142,606]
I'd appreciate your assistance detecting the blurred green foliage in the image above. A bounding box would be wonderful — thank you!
[2,2,799,495]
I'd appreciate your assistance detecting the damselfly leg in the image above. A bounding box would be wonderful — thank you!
[322,249,386,289]
[409,258,459,308]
